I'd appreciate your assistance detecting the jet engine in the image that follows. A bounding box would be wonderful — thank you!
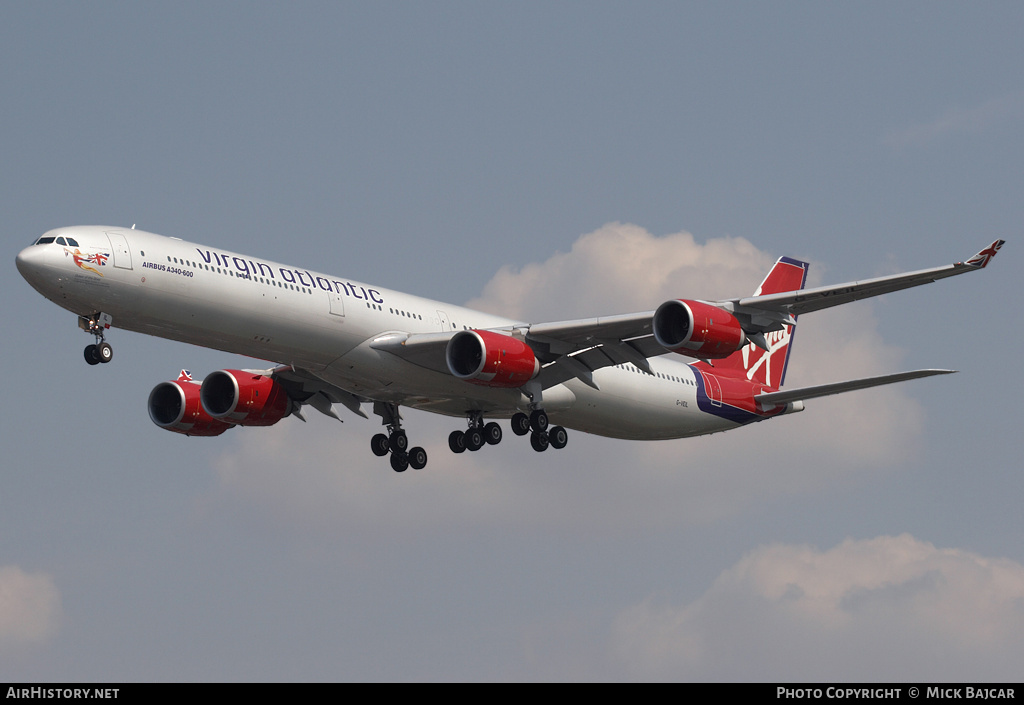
[148,380,232,437]
[653,299,747,359]
[446,330,540,388]
[199,369,292,426]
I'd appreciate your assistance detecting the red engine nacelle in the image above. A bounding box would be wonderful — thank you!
[653,299,747,359]
[199,370,292,426]
[446,330,540,388]
[148,380,232,437]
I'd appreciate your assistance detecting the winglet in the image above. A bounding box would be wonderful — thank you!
[962,240,1005,269]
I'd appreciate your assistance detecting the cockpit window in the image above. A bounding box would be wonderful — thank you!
[56,237,67,245]
[66,238,79,247]
[35,236,55,245]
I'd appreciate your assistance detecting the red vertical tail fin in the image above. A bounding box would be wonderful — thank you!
[696,256,808,389]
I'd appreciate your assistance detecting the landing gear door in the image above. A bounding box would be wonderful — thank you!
[105,232,133,270]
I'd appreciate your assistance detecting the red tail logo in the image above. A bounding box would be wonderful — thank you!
[696,257,808,389]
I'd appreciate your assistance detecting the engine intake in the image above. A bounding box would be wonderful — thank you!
[148,380,231,437]
[446,330,540,388]
[200,370,292,426]
[653,299,747,359]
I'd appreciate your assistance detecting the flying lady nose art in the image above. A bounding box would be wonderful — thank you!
[67,247,110,277]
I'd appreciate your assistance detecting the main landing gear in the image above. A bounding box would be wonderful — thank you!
[367,403,568,471]
[370,402,427,472]
[448,411,503,453]
[509,409,567,453]
[80,313,114,365]
[448,409,568,455]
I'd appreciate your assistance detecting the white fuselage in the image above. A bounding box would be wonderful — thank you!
[17,226,744,440]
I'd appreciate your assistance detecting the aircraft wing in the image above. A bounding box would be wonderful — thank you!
[266,365,369,420]
[754,369,955,406]
[725,240,1005,320]
[371,240,1003,390]
[525,311,654,352]
[369,316,667,392]
[370,331,463,375]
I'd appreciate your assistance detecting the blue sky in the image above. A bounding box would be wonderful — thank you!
[2,2,1022,681]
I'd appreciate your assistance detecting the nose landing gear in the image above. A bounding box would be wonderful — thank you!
[80,313,114,365]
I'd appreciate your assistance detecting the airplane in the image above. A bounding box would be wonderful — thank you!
[16,226,1004,472]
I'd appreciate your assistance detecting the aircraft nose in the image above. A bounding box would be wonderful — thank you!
[16,243,52,285]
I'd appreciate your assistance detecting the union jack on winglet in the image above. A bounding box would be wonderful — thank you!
[964,240,1005,269]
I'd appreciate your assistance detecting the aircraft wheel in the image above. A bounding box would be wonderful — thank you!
[389,431,409,453]
[511,412,530,436]
[465,428,485,451]
[98,342,113,363]
[390,452,409,472]
[409,447,427,470]
[84,345,101,365]
[483,422,502,445]
[448,430,466,454]
[530,430,549,452]
[371,433,390,457]
[529,409,548,433]
[548,426,568,449]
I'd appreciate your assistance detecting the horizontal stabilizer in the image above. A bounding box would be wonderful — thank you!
[755,369,955,406]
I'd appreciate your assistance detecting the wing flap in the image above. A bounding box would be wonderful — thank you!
[526,311,654,348]
[269,365,369,419]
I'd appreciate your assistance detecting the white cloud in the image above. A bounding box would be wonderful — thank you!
[609,534,1024,681]
[0,566,61,650]
[208,224,935,532]
[466,223,773,319]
